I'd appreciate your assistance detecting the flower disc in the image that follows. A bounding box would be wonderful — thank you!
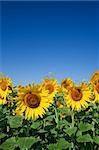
[16,84,53,120]
[0,75,13,105]
[90,71,99,102]
[65,83,93,110]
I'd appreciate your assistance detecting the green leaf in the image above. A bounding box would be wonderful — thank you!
[96,129,99,135]
[31,121,40,129]
[59,120,70,128]
[58,107,70,115]
[76,130,82,137]
[77,134,93,143]
[0,106,7,120]
[0,137,18,150]
[57,138,72,149]
[7,115,22,128]
[94,112,98,118]
[50,128,57,135]
[0,133,7,139]
[1,106,8,114]
[48,139,72,150]
[79,122,93,132]
[93,136,99,145]
[64,127,77,136]
[17,137,39,149]
[0,136,39,150]
[45,115,54,121]
[48,144,58,150]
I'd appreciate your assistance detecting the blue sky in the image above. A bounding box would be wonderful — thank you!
[1,1,99,85]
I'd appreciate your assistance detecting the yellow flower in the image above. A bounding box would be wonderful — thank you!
[0,74,13,105]
[42,78,58,102]
[65,82,93,111]
[90,71,99,102]
[16,84,53,120]
[61,78,74,92]
[90,71,99,84]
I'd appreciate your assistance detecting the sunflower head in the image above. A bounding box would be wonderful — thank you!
[90,71,99,102]
[23,93,41,108]
[95,81,99,94]
[65,82,93,111]
[61,78,74,92]
[16,84,53,120]
[42,78,58,97]
[70,87,82,101]
[0,74,12,91]
[90,71,99,85]
[0,74,13,105]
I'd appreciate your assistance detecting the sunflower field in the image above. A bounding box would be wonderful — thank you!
[0,71,99,150]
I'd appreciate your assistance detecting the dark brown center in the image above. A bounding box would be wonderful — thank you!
[71,88,82,101]
[0,82,7,91]
[24,93,41,108]
[62,80,70,89]
[45,84,54,94]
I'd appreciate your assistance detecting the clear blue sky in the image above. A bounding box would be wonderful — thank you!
[1,1,99,85]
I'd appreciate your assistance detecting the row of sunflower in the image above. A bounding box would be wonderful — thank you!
[0,71,99,150]
[0,71,99,120]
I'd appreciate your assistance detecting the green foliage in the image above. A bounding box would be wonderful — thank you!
[78,122,93,132]
[0,133,7,139]
[0,137,18,150]
[77,134,93,143]
[0,137,39,150]
[0,94,99,150]
[93,136,99,145]
[7,115,22,128]
[31,121,40,129]
[48,138,72,150]
[17,137,39,149]
[64,126,77,136]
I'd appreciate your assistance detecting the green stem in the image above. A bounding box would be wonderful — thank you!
[54,108,58,128]
[92,120,95,137]
[26,121,30,136]
[7,126,9,133]
[43,119,46,129]
[71,111,75,150]
[71,111,74,128]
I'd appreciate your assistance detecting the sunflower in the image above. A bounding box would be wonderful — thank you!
[42,78,58,101]
[0,74,13,105]
[61,78,74,92]
[90,71,99,84]
[16,84,53,120]
[65,82,93,111]
[90,71,99,102]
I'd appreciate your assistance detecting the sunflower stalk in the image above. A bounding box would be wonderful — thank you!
[71,110,74,128]
[54,107,59,128]
[43,118,46,129]
[26,121,30,136]
[92,120,95,137]
[92,103,96,138]
[71,110,75,150]
[7,126,10,133]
